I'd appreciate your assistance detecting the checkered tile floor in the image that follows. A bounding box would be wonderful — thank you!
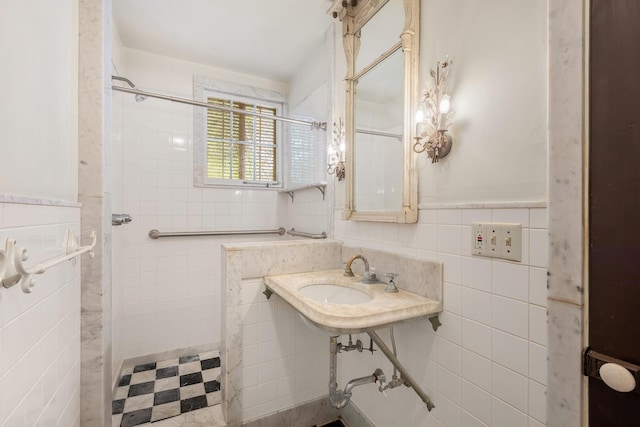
[112,350,221,427]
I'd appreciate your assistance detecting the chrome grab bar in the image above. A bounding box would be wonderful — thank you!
[148,227,286,239]
[286,228,327,239]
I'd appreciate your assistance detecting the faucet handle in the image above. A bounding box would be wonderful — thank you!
[383,273,400,293]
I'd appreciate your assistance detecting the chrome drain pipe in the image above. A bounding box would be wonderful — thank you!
[329,336,385,409]
[367,330,435,411]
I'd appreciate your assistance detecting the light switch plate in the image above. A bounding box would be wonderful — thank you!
[471,222,522,262]
[499,223,522,261]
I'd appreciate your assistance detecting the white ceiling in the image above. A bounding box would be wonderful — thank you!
[112,0,335,83]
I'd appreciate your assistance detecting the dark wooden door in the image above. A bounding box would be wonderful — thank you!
[589,0,640,425]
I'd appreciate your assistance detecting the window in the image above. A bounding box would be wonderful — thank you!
[289,120,318,185]
[194,80,284,188]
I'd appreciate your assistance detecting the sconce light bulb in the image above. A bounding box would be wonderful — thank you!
[328,145,336,156]
[339,142,346,152]
[439,95,451,114]
[415,108,425,123]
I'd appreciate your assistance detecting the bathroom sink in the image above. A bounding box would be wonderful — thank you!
[299,284,372,304]
[264,270,442,334]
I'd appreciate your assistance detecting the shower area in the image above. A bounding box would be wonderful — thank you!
[109,20,337,424]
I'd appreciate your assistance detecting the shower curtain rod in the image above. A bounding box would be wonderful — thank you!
[111,76,327,130]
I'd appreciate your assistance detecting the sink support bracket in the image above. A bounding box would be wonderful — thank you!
[367,330,435,411]
[428,314,442,331]
[262,286,273,300]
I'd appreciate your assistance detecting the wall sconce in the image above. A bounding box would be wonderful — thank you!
[328,118,346,180]
[413,57,455,163]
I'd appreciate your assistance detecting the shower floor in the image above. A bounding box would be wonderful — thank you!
[112,350,222,427]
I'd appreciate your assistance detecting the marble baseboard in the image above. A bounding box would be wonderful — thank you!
[340,401,375,427]
[240,397,340,427]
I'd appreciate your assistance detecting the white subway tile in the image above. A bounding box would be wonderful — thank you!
[492,261,529,302]
[439,253,462,284]
[529,229,548,268]
[258,360,277,384]
[461,257,492,292]
[529,208,547,229]
[492,296,529,339]
[461,410,489,427]
[529,267,547,307]
[0,327,5,378]
[462,209,492,226]
[461,288,492,325]
[417,224,437,251]
[492,329,529,376]
[258,340,278,362]
[418,209,438,224]
[492,209,529,227]
[461,380,491,425]
[415,353,437,389]
[242,365,258,389]
[437,337,461,374]
[443,283,462,315]
[529,416,545,427]
[437,225,463,255]
[529,343,547,386]
[528,380,546,424]
[437,209,463,225]
[257,380,277,405]
[461,226,472,257]
[242,324,259,346]
[529,305,547,346]
[242,345,259,367]
[461,318,492,359]
[398,223,418,248]
[492,397,528,427]
[435,394,462,427]
[437,311,461,345]
[461,349,491,392]
[437,365,461,404]
[492,363,528,413]
[258,301,277,324]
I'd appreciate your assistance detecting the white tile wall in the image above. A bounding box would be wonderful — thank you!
[237,279,328,421]
[113,94,292,359]
[335,207,548,426]
[112,59,332,360]
[0,203,81,427]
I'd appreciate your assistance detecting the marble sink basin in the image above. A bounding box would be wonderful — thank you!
[264,270,442,334]
[299,284,373,305]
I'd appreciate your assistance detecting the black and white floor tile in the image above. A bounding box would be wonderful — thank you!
[112,350,221,427]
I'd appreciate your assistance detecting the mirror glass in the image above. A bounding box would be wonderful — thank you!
[355,0,404,71]
[354,48,404,211]
[343,0,419,223]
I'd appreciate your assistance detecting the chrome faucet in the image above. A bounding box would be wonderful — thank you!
[343,254,381,284]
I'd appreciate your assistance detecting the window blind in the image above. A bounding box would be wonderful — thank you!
[206,97,277,182]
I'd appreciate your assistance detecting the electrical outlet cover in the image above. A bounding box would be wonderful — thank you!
[471,223,488,256]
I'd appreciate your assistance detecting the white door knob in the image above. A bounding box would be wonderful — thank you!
[599,363,636,392]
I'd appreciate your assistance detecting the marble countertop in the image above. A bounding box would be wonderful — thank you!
[264,269,442,334]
